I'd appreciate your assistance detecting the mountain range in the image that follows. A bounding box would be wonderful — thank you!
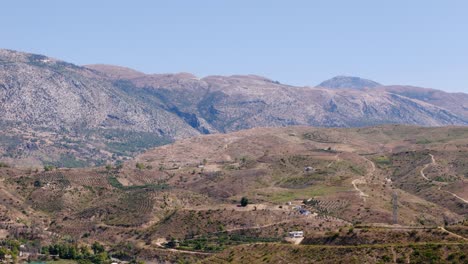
[0,49,467,167]
[0,49,467,263]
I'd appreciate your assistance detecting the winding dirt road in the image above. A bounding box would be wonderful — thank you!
[352,178,369,198]
[439,226,468,241]
[352,157,376,200]
[420,154,435,180]
[421,154,467,204]
[439,186,468,204]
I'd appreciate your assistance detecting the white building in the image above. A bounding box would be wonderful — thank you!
[288,231,304,238]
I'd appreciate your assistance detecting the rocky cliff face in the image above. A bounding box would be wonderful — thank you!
[0,49,467,166]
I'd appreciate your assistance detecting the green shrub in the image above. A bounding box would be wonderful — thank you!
[136,163,146,170]
[240,197,249,207]
[44,165,56,171]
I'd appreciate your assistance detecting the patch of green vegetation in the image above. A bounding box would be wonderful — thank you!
[223,164,239,170]
[39,241,114,264]
[280,176,313,188]
[43,165,56,171]
[263,185,347,203]
[410,245,442,263]
[374,156,391,166]
[328,160,366,176]
[107,176,169,191]
[103,130,171,156]
[350,165,365,175]
[54,154,88,168]
[135,162,152,170]
[0,239,20,262]
[279,172,329,188]
[416,138,432,144]
[443,129,468,143]
[46,260,78,264]
[177,233,280,252]
[434,176,451,182]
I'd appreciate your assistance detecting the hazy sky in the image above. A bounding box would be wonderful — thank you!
[2,0,467,92]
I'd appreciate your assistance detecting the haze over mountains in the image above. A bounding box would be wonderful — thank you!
[1,48,468,166]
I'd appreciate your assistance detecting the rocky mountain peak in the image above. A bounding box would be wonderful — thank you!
[318,76,381,89]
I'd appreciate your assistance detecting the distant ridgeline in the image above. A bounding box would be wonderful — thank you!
[0,49,467,167]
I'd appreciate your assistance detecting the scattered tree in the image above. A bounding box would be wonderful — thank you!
[33,180,42,187]
[115,163,124,171]
[91,242,105,255]
[44,165,56,171]
[165,239,178,248]
[136,163,145,170]
[240,197,249,207]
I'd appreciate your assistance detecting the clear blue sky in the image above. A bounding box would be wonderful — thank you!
[2,0,467,92]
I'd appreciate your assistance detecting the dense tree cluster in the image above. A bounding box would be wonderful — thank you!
[41,242,109,264]
[0,240,20,262]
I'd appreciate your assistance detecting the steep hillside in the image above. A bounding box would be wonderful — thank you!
[0,49,198,166]
[0,49,196,135]
[375,85,468,120]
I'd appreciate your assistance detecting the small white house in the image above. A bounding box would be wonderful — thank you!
[288,231,304,238]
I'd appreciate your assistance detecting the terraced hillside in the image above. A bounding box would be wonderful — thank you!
[0,125,466,262]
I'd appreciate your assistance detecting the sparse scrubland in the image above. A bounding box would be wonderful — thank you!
[0,125,467,262]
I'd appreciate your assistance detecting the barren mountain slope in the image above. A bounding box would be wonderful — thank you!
[0,49,199,166]
[0,49,196,136]
[198,76,466,129]
[93,65,468,133]
[375,85,468,120]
